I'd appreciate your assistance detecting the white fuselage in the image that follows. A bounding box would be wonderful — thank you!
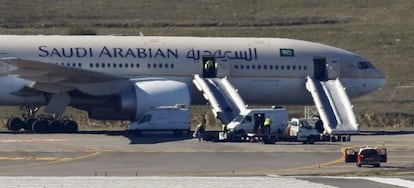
[0,35,386,106]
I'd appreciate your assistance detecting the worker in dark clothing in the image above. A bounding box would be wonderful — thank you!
[315,116,324,133]
[204,60,215,78]
[263,116,272,136]
[195,118,206,141]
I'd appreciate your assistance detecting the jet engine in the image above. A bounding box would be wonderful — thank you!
[87,79,190,120]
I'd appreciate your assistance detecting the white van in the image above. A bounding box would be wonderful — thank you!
[126,105,190,136]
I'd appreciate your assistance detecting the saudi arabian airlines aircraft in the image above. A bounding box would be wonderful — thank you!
[0,35,386,133]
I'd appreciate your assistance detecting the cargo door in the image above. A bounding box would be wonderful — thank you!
[344,148,357,163]
[378,148,387,162]
[253,113,265,133]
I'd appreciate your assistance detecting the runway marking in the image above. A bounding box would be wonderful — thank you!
[0,139,67,143]
[0,157,73,161]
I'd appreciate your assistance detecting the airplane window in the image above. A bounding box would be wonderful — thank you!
[292,65,296,70]
[153,64,157,68]
[240,65,244,69]
[281,65,284,70]
[287,65,290,70]
[171,64,174,68]
[78,63,82,67]
[61,63,65,66]
[66,63,70,66]
[358,61,373,70]
[72,63,76,67]
[136,63,140,68]
[106,63,110,68]
[89,63,93,68]
[102,63,105,68]
[165,64,168,68]
[252,65,256,69]
[125,63,129,68]
[298,65,302,70]
[234,65,239,69]
[95,63,99,68]
[131,63,134,68]
[246,65,250,69]
[147,64,151,68]
[263,65,267,70]
[113,63,117,68]
[119,64,123,68]
[304,66,307,70]
[280,48,295,57]
[258,65,261,69]
[275,65,279,70]
[159,63,163,68]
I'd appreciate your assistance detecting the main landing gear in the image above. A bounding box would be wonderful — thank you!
[6,106,78,133]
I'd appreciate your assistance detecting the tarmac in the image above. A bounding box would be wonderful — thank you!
[0,130,413,187]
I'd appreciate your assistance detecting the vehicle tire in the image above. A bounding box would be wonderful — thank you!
[373,164,380,168]
[32,119,49,133]
[8,117,24,131]
[357,163,362,167]
[63,120,78,133]
[24,118,37,131]
[307,136,315,144]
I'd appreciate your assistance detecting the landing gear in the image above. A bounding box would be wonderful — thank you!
[6,106,79,133]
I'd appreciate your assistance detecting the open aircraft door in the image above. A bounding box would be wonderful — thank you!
[344,148,357,163]
[216,59,230,78]
[378,148,387,162]
[327,59,340,80]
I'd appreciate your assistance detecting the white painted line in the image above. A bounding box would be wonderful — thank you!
[0,139,67,143]
[363,177,414,188]
[0,176,337,188]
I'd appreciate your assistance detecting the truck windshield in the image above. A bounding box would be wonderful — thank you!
[232,115,244,122]
[138,114,151,124]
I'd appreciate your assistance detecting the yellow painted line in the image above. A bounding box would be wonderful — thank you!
[0,157,72,161]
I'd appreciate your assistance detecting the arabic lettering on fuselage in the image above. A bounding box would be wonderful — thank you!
[38,46,258,61]
[186,48,257,61]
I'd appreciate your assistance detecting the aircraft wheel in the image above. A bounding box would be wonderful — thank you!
[32,119,49,133]
[8,117,24,131]
[24,118,37,131]
[49,120,64,133]
[63,120,78,133]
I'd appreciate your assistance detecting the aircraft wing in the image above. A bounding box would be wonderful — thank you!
[1,57,130,95]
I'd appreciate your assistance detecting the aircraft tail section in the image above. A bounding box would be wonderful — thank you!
[193,74,246,124]
[305,76,359,134]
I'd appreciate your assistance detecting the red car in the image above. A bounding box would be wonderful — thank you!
[344,147,387,167]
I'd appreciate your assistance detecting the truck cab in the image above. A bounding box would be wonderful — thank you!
[286,118,321,144]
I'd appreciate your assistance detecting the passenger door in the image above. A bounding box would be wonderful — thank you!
[378,148,387,162]
[344,148,357,163]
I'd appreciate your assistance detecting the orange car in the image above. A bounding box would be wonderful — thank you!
[344,147,387,167]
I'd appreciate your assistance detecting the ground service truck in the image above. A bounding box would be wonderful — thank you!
[204,108,340,144]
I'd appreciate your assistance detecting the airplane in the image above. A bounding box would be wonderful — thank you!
[0,35,386,133]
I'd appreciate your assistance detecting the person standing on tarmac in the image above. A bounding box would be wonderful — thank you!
[195,118,207,141]
[263,116,272,136]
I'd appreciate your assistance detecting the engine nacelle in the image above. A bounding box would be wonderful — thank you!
[119,79,190,120]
